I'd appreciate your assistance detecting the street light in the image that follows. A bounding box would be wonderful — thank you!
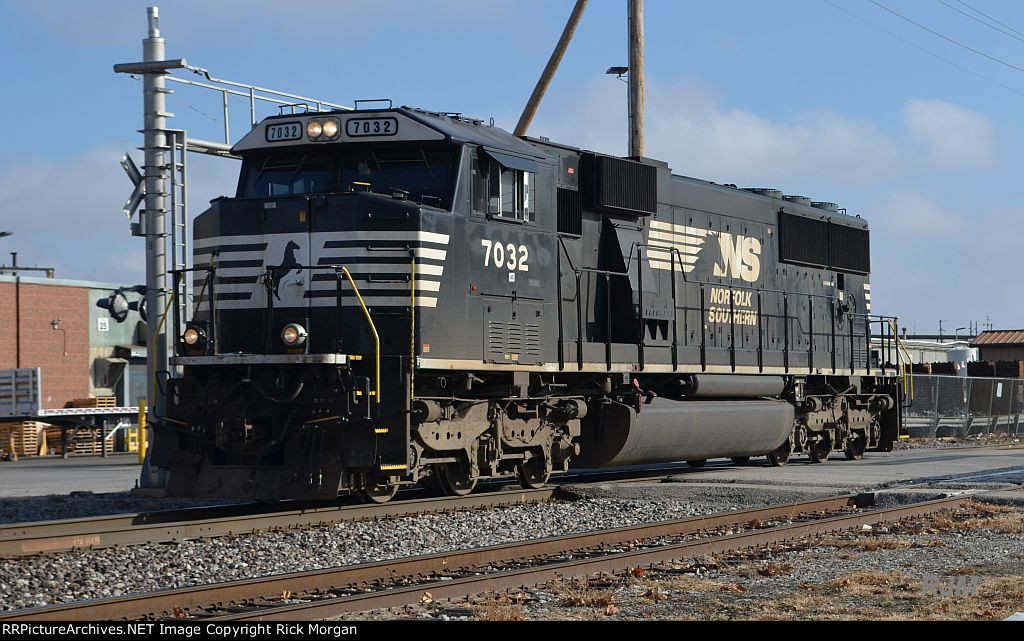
[606,66,629,78]
[0,232,11,238]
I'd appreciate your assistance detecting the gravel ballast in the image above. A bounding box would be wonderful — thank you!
[345,501,1024,621]
[1,487,841,611]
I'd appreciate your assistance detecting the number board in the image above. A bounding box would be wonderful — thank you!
[345,117,398,138]
[265,122,303,142]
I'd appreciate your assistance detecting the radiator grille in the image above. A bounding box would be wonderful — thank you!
[830,224,871,273]
[557,187,582,235]
[779,212,829,267]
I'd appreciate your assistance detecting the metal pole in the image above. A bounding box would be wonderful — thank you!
[142,6,168,485]
[513,0,589,137]
[628,0,646,157]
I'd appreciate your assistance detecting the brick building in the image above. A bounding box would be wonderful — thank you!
[0,275,145,409]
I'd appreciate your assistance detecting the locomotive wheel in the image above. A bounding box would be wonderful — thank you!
[687,459,707,468]
[808,434,833,463]
[766,441,792,467]
[844,434,867,461]
[517,450,552,489]
[731,456,750,465]
[359,477,398,504]
[436,461,477,496]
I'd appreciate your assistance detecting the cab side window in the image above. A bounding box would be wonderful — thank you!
[472,151,535,222]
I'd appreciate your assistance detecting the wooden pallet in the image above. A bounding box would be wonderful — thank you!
[69,396,117,408]
[0,421,44,460]
[43,427,65,456]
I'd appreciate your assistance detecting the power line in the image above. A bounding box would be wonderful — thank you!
[935,0,1024,43]
[956,0,1024,40]
[868,0,1024,74]
[823,0,1024,98]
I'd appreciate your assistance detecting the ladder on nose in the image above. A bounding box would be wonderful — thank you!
[167,130,190,335]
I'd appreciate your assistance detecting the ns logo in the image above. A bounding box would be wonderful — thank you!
[711,232,762,284]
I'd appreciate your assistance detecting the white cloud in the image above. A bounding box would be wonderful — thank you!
[871,190,967,235]
[0,144,236,284]
[530,81,996,189]
[903,99,995,167]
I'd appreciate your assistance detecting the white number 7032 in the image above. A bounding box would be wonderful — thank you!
[481,239,529,272]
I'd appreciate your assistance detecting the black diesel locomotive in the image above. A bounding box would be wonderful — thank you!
[155,105,906,501]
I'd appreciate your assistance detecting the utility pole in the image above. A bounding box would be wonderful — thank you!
[628,0,645,157]
[114,6,184,487]
[142,7,169,478]
[514,0,588,137]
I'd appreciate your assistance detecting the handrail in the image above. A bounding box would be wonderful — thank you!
[887,319,915,402]
[340,266,381,404]
[554,237,895,375]
[409,256,416,400]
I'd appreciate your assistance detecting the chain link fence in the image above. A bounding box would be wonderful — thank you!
[906,375,1023,439]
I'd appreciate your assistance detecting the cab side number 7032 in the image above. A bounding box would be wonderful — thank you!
[481,239,529,272]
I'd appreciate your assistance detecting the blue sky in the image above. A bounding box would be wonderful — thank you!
[1,0,1022,335]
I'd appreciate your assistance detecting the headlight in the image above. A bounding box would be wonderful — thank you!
[306,119,323,140]
[322,117,340,139]
[183,326,205,346]
[281,323,307,347]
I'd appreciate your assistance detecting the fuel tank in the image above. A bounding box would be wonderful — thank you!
[572,398,794,467]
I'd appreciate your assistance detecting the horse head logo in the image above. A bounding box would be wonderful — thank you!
[272,240,302,301]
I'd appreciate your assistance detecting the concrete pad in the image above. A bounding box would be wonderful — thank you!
[635,447,1024,490]
[0,454,141,497]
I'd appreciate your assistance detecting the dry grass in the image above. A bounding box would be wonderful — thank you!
[819,536,914,552]
[827,570,919,598]
[920,502,1024,535]
[756,562,793,577]
[550,577,618,609]
[474,597,528,621]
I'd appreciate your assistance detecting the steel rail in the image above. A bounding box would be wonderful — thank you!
[0,488,553,558]
[0,495,862,621]
[218,495,966,621]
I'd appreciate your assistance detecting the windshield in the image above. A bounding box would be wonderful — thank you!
[238,144,459,208]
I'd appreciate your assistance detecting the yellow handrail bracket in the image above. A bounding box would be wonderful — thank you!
[340,266,381,404]
[887,319,915,402]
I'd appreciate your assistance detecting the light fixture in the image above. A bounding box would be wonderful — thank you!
[321,117,340,140]
[183,326,205,347]
[281,323,307,347]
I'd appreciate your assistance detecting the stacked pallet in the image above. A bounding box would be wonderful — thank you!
[0,421,44,460]
[70,427,103,455]
[68,396,117,408]
[44,426,64,456]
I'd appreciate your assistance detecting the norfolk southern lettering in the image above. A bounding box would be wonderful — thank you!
[153,105,900,502]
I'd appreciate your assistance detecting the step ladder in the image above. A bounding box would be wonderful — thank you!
[168,129,191,339]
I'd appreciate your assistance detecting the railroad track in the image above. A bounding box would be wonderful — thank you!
[0,463,761,558]
[0,494,969,621]
[0,487,554,558]
[3,447,1018,558]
